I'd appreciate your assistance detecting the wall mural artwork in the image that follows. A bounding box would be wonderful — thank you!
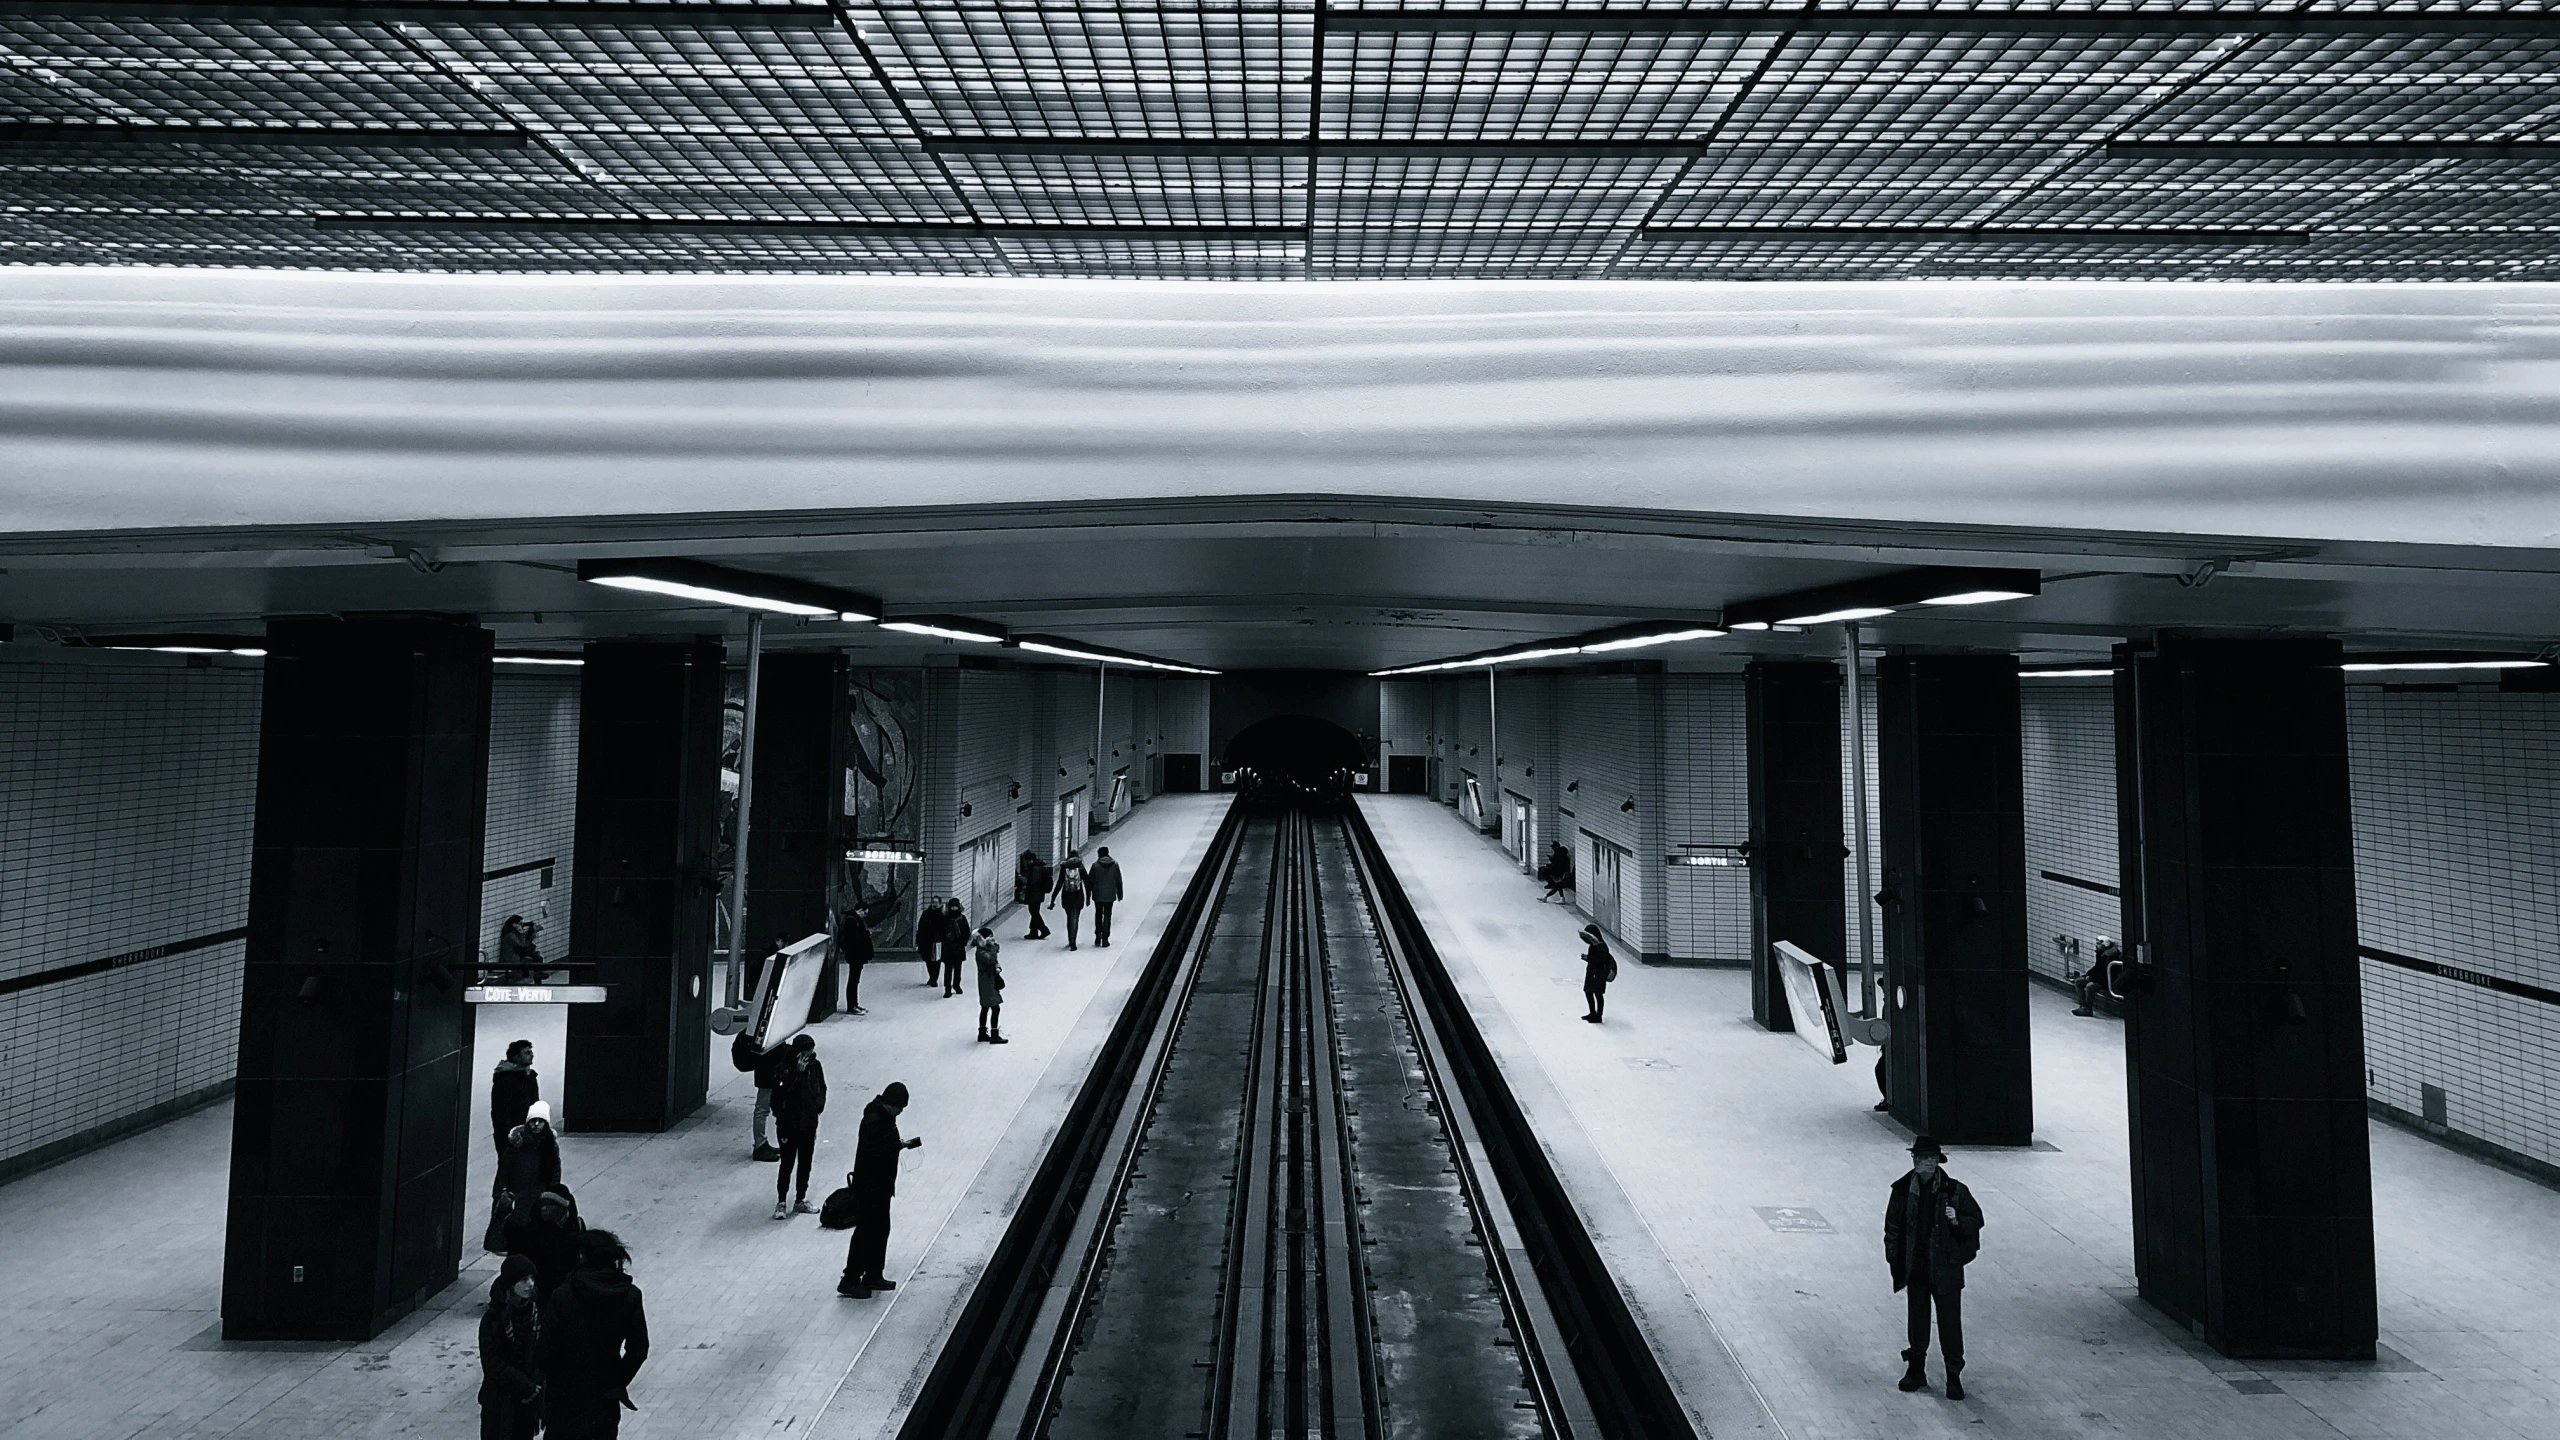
[841,668,923,955]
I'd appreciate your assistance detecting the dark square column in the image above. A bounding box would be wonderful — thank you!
[565,641,722,1133]
[748,652,849,1019]
[1878,653,2032,1145]
[222,617,492,1341]
[1747,660,1847,1031]
[2117,635,2375,1359]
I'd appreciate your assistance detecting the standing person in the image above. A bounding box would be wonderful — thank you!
[1051,853,1090,950]
[915,898,948,989]
[834,903,874,1017]
[769,1034,828,1219]
[497,1101,562,1218]
[836,1082,924,1299]
[1884,1135,1985,1400]
[1088,846,1124,948]
[730,1028,795,1162]
[938,898,970,997]
[479,1253,544,1440]
[1578,923,1618,1023]
[498,914,545,979]
[972,927,1008,1044]
[541,1229,650,1440]
[503,1189,586,1303]
[490,1039,541,1166]
[1015,849,1054,940]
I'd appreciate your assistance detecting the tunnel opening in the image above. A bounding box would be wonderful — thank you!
[1220,714,1366,799]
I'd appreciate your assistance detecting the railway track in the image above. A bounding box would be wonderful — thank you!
[901,800,1699,1440]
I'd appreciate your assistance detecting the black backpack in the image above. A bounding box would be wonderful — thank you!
[730,1030,761,1073]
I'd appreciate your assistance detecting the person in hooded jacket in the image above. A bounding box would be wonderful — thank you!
[489,1039,541,1166]
[541,1228,650,1440]
[1088,846,1125,947]
[937,898,970,997]
[769,1034,827,1219]
[503,1189,586,1303]
[496,1101,562,1219]
[1050,854,1091,950]
[478,1252,544,1440]
[915,899,949,989]
[1014,849,1053,940]
[971,927,1008,1044]
[1578,924,1619,1023]
[1884,1135,1986,1400]
[836,1082,923,1299]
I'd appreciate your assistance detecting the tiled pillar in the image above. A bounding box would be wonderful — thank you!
[221,617,492,1341]
[2116,635,2375,1359]
[1634,667,1670,965]
[1877,653,2032,1145]
[1746,660,1847,1032]
[564,641,722,1134]
[918,662,962,917]
[748,652,848,1020]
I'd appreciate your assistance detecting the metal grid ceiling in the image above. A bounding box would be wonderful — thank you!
[1,1,2555,279]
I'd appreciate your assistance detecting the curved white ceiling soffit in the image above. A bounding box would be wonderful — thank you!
[1,268,2555,551]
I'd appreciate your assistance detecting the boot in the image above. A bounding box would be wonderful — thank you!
[753,1143,782,1162]
[867,1276,897,1291]
[838,1278,872,1299]
[1897,1359,1927,1393]
[1944,1368,1965,1401]
[989,1032,1009,1044]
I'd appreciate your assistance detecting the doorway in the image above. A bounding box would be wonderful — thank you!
[1502,793,1533,869]
[1055,789,1085,860]
[1387,755,1427,794]
[1162,753,1202,792]
[1585,833,1626,937]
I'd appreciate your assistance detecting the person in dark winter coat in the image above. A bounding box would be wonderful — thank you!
[1884,1135,1985,1399]
[1087,847,1125,947]
[833,905,874,1016]
[1537,844,1572,903]
[1051,854,1091,950]
[502,1189,586,1303]
[479,1252,544,1440]
[1578,924,1618,1023]
[769,1034,828,1219]
[734,1030,797,1162]
[938,898,970,997]
[915,900,949,989]
[540,1228,649,1440]
[972,928,1007,1044]
[497,914,545,978]
[1015,850,1054,940]
[496,1102,562,1216]
[837,1082,924,1298]
[489,1040,541,1166]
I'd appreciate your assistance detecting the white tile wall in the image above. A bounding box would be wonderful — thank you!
[1662,675,1752,963]
[1560,675,1646,953]
[0,656,262,1171]
[2021,680,2120,982]
[478,671,581,965]
[1840,676,1881,979]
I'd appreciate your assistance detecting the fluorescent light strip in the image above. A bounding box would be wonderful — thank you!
[1017,640,1116,663]
[586,573,845,618]
[1014,639,1218,675]
[1580,627,1726,654]
[1920,590,2036,607]
[882,620,1004,644]
[2342,660,2547,672]
[496,655,584,666]
[1777,606,1897,626]
[108,645,266,657]
[2024,668,2117,678]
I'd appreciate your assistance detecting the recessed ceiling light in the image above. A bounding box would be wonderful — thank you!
[1920,589,2037,607]
[577,558,878,622]
[882,617,1007,644]
[1777,606,1896,626]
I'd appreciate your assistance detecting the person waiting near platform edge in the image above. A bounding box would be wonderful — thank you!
[541,1228,650,1440]
[489,1038,540,1166]
[504,1189,586,1303]
[770,1034,828,1219]
[915,898,949,989]
[1015,848,1054,940]
[731,1018,798,1163]
[833,902,873,1017]
[1884,1135,1985,1401]
[478,1252,544,1440]
[937,897,971,997]
[1578,923,1617,1023]
[496,1100,562,1222]
[1088,846,1125,947]
[1051,852,1091,950]
[837,1082,924,1299]
[972,926,1008,1044]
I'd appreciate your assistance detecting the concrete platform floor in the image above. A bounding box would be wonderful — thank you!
[0,793,1230,1440]
[1362,794,2560,1440]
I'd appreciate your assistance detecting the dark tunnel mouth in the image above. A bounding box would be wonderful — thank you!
[1221,714,1366,788]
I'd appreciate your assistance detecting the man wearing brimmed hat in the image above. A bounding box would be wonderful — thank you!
[1883,1134,1984,1399]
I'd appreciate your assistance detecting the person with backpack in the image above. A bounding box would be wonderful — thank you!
[730,1029,794,1162]
[1015,849,1054,940]
[1088,846,1125,947]
[769,1034,828,1219]
[1886,1135,1986,1400]
[1579,923,1618,1023]
[915,898,949,989]
[938,897,970,997]
[972,926,1008,1044]
[1051,853,1091,950]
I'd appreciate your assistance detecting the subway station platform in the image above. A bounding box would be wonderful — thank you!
[0,795,1228,1440]
[1361,795,2560,1440]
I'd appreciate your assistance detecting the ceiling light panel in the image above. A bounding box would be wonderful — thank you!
[995,231,1305,279]
[944,152,1302,227]
[2127,34,2560,145]
[858,4,1313,141]
[1325,31,1774,142]
[1319,155,1683,231]
[0,15,517,129]
[1652,143,2067,228]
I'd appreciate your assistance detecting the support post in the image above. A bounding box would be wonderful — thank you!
[2117,635,2375,1359]
[722,615,763,1009]
[1746,659,1847,1032]
[221,616,492,1341]
[748,650,850,1019]
[1844,623,1877,1016]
